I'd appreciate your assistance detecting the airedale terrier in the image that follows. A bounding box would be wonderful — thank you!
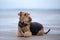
[17,11,32,37]
[17,11,50,37]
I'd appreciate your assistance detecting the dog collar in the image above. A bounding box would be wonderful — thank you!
[18,21,28,28]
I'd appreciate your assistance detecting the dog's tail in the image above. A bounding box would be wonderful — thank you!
[44,29,51,34]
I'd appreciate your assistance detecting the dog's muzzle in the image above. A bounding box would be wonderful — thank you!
[18,21,28,28]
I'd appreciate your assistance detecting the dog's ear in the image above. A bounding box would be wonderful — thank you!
[18,11,22,16]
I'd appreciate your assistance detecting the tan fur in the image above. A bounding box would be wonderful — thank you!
[17,11,32,37]
[22,25,32,37]
[17,26,24,37]
[22,25,30,32]
[37,28,44,36]
[24,31,32,37]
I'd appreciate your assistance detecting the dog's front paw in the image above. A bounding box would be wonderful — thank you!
[24,31,32,37]
[17,32,24,37]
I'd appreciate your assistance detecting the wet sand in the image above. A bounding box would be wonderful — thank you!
[0,10,60,40]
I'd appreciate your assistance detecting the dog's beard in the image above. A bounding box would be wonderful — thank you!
[18,21,28,28]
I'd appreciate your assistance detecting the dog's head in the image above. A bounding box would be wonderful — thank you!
[18,11,32,24]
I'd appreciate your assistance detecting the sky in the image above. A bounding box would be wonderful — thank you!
[0,0,60,9]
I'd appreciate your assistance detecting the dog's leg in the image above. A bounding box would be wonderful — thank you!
[24,31,32,37]
[17,26,24,37]
[22,26,32,37]
[37,28,44,36]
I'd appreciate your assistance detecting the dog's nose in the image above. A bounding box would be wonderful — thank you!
[29,17,32,22]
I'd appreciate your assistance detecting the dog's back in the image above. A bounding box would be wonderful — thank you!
[30,22,43,35]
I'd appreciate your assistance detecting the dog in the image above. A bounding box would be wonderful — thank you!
[17,11,32,37]
[17,11,50,37]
